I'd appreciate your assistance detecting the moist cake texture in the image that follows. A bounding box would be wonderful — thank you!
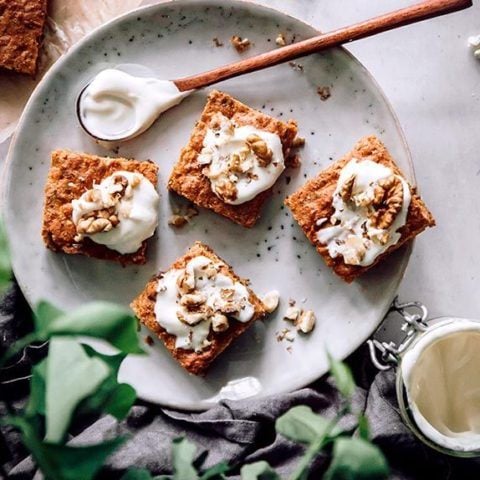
[168,90,298,228]
[285,135,435,283]
[42,150,159,265]
[131,241,266,375]
[0,0,48,75]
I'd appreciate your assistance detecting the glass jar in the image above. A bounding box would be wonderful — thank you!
[368,300,480,458]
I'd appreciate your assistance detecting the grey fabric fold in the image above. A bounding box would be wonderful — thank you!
[2,285,480,479]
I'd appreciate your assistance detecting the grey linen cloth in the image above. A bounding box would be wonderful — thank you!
[1,283,480,479]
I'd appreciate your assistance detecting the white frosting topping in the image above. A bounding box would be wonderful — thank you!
[402,319,480,452]
[71,170,159,254]
[154,255,255,352]
[198,114,285,205]
[79,69,188,141]
[316,158,411,267]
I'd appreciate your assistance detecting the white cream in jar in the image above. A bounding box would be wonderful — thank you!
[72,170,159,254]
[317,158,411,266]
[401,319,480,452]
[198,114,285,205]
[78,69,188,141]
[154,255,254,352]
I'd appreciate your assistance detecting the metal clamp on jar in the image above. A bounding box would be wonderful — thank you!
[368,298,480,457]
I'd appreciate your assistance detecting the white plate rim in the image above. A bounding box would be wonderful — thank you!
[1,0,415,409]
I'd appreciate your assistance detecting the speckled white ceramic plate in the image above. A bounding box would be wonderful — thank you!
[3,0,414,410]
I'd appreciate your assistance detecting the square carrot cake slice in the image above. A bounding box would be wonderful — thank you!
[42,150,159,265]
[131,241,267,375]
[168,90,298,228]
[0,0,48,76]
[285,135,435,283]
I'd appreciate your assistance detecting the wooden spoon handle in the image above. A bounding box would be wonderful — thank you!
[174,0,471,92]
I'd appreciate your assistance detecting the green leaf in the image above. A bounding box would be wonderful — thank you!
[25,359,47,417]
[8,415,125,480]
[0,219,12,294]
[240,461,280,480]
[45,338,110,443]
[328,353,355,399]
[121,469,156,479]
[357,415,370,440]
[276,406,330,445]
[80,346,136,420]
[199,462,230,479]
[35,301,144,354]
[324,437,389,480]
[172,437,199,480]
[34,301,64,331]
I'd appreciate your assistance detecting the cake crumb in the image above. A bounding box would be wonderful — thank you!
[213,37,224,47]
[317,86,331,101]
[292,136,305,149]
[231,35,251,53]
[276,328,296,343]
[145,335,154,346]
[168,205,199,228]
[289,61,304,72]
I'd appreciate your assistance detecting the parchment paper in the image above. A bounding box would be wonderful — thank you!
[0,0,143,144]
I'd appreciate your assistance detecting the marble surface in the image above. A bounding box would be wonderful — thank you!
[1,0,479,342]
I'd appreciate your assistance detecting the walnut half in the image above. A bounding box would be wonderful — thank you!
[371,175,404,230]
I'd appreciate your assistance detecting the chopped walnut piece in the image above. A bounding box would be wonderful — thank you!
[246,134,273,167]
[213,37,224,47]
[262,290,280,313]
[292,136,305,148]
[275,33,287,46]
[231,35,251,52]
[340,174,356,204]
[176,270,195,294]
[215,178,238,202]
[296,310,315,333]
[212,313,229,332]
[169,215,188,227]
[317,86,331,101]
[169,204,199,229]
[177,309,209,326]
[79,217,113,235]
[342,235,367,266]
[284,305,301,322]
[371,175,404,229]
[180,293,207,309]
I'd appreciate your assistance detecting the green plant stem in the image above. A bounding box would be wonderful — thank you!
[0,333,40,368]
[288,406,350,480]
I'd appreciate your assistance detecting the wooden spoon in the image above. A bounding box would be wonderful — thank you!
[174,0,472,92]
[77,0,471,141]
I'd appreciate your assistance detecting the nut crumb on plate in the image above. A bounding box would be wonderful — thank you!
[297,310,316,334]
[262,290,280,313]
[275,33,287,47]
[289,61,304,72]
[276,328,295,343]
[292,136,305,149]
[231,35,251,53]
[317,86,331,101]
[168,204,199,228]
[213,37,224,47]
